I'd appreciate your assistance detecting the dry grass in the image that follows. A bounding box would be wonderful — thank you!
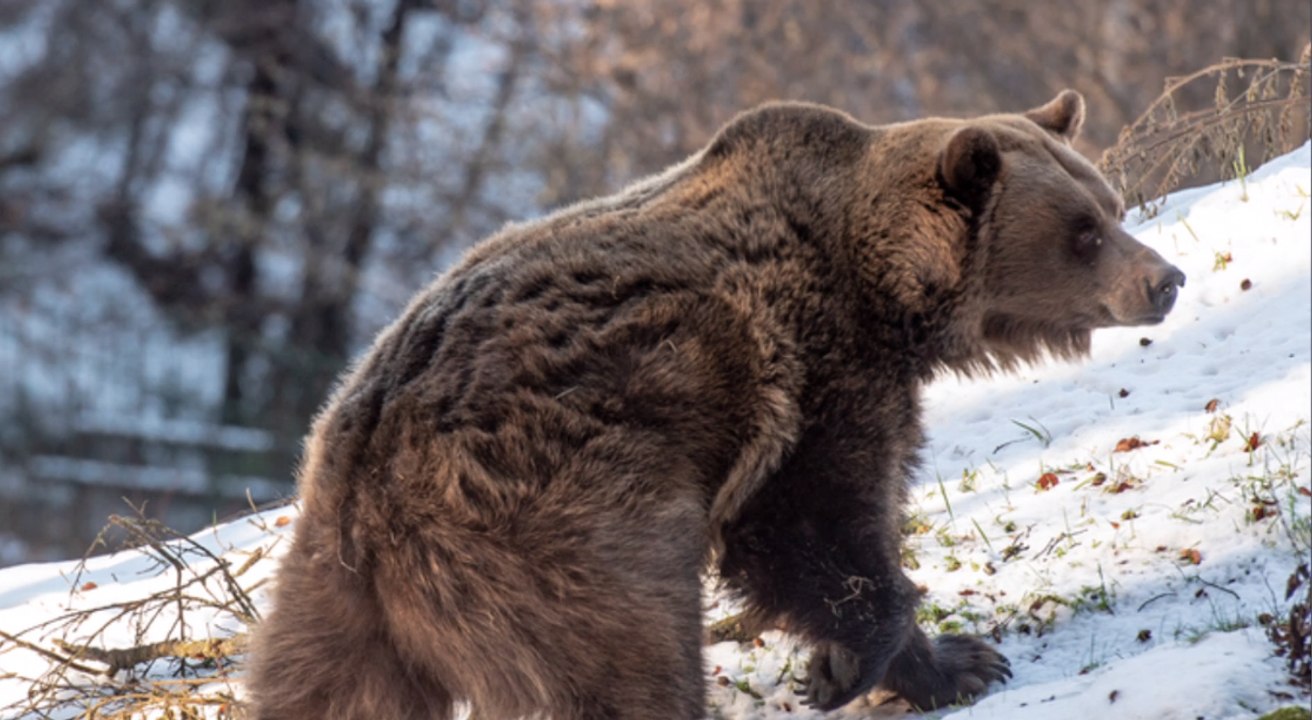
[1100,44,1311,217]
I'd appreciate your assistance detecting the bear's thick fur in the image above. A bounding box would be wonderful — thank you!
[247,90,1184,718]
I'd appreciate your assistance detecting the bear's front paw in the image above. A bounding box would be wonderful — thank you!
[801,641,875,711]
[904,634,1011,711]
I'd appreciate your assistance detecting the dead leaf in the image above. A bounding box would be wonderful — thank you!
[1240,278,1252,291]
[1114,436,1158,453]
[1251,504,1277,522]
[1243,432,1262,452]
[274,516,292,528]
[1036,472,1060,490]
[1204,398,1220,413]
[80,581,97,591]
[1179,548,1202,565]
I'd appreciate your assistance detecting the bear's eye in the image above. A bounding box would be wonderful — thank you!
[1072,230,1102,261]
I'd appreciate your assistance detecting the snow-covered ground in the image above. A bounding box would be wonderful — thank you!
[0,144,1308,719]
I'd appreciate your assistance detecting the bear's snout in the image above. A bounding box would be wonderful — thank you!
[1146,265,1186,317]
[1103,238,1186,326]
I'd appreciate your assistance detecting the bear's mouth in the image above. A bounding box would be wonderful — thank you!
[1125,313,1167,326]
[1101,302,1168,327]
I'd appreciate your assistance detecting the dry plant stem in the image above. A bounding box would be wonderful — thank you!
[52,635,248,676]
[1100,47,1312,214]
[705,613,760,644]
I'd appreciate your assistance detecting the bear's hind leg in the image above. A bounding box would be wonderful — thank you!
[246,542,454,720]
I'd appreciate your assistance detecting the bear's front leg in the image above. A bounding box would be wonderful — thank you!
[718,412,1010,712]
[787,534,1009,712]
[719,457,928,709]
[790,560,923,711]
[877,624,1011,710]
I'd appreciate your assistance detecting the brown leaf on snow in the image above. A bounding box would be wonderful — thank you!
[1240,278,1252,291]
[1298,487,1312,497]
[1243,432,1262,452]
[1114,436,1158,453]
[80,581,97,591]
[274,516,292,528]
[1179,548,1202,565]
[1251,504,1278,522]
[1204,398,1221,413]
[1036,472,1060,491]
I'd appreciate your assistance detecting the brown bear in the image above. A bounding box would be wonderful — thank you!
[246,90,1184,719]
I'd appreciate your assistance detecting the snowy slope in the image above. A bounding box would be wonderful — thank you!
[1,145,1309,720]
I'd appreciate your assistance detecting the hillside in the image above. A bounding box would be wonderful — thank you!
[1,144,1309,720]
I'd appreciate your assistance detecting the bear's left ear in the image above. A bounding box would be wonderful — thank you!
[940,126,1001,208]
[1024,89,1085,142]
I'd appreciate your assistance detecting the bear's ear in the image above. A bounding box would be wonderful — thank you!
[1024,89,1085,142]
[940,126,1001,207]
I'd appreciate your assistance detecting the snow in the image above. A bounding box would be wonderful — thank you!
[0,144,1308,719]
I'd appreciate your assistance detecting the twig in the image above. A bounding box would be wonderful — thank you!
[1137,591,1177,612]
[0,630,101,676]
[1194,576,1241,601]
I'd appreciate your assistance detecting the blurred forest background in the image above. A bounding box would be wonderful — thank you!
[0,0,1308,566]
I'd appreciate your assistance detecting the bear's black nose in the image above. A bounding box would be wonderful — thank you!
[1148,266,1186,315]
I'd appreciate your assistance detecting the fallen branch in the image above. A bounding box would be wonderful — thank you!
[53,634,249,676]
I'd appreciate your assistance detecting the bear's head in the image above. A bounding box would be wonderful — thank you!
[938,90,1185,370]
